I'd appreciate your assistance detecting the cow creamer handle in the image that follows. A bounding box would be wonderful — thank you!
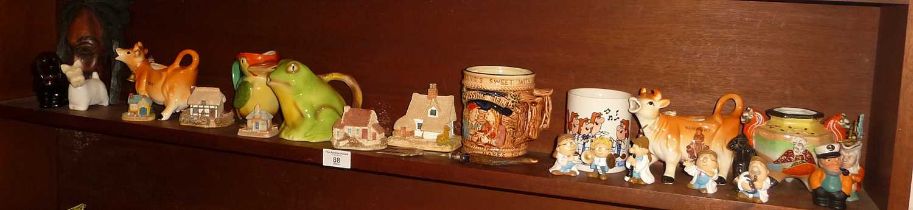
[711,93,744,123]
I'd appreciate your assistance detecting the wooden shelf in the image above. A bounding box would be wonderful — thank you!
[750,0,908,5]
[0,97,879,209]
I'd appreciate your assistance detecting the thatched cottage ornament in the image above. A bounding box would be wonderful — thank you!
[388,84,462,152]
[180,87,234,128]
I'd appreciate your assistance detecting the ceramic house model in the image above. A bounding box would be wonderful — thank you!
[387,84,461,152]
[331,106,387,151]
[237,104,279,138]
[122,93,155,121]
[179,87,234,128]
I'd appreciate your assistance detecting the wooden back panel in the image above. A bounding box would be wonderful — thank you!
[125,1,878,154]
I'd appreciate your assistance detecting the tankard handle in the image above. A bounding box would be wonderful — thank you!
[525,88,553,139]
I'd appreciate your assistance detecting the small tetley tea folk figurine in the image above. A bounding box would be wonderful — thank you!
[810,143,853,210]
[684,150,720,194]
[582,137,615,180]
[550,134,580,176]
[735,156,774,203]
[625,135,654,184]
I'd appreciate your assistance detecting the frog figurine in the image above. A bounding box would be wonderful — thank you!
[232,51,280,118]
[268,59,363,142]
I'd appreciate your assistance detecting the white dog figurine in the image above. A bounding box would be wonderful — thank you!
[61,61,108,111]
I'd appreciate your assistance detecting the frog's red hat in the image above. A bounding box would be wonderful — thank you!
[815,143,841,159]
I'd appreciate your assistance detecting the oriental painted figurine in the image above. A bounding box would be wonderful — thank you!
[810,143,853,210]
[629,88,743,184]
[388,84,461,152]
[582,137,615,180]
[33,52,69,108]
[625,135,654,184]
[735,156,774,203]
[115,42,199,120]
[549,134,580,176]
[841,114,865,202]
[684,150,719,194]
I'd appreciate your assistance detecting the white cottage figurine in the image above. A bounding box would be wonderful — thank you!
[179,87,234,128]
[237,104,279,138]
[387,84,462,152]
[122,93,154,121]
[332,106,387,151]
[61,60,108,111]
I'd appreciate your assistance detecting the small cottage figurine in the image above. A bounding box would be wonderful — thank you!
[582,137,615,180]
[237,104,279,138]
[388,84,462,152]
[841,114,865,202]
[332,106,387,151]
[122,93,155,121]
[549,134,580,176]
[179,87,235,128]
[61,60,109,111]
[811,143,853,209]
[33,52,69,108]
[684,150,719,194]
[735,156,774,203]
[625,135,654,184]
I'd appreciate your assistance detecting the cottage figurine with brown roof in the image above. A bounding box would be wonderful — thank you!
[180,87,235,128]
[388,84,462,152]
[238,104,279,138]
[332,106,387,151]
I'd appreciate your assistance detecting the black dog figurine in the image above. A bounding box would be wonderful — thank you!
[32,52,69,108]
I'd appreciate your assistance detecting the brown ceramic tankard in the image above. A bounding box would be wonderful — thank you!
[461,66,554,157]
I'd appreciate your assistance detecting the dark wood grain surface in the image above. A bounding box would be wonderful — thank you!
[0,120,57,209]
[887,2,913,209]
[0,97,880,209]
[0,1,56,100]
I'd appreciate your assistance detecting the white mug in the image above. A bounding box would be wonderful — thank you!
[566,88,632,173]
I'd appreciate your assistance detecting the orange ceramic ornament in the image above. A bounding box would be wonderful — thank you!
[628,88,744,184]
[115,42,199,120]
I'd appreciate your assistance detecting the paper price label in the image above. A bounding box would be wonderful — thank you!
[322,149,351,169]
